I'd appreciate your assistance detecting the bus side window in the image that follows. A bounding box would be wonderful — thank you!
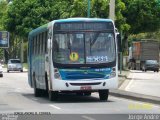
[36,35,39,55]
[33,37,34,55]
[32,37,34,55]
[35,36,37,55]
[39,33,42,54]
[45,31,47,53]
[42,32,45,54]
[117,33,122,52]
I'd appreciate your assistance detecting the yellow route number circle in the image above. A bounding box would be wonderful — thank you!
[69,52,79,62]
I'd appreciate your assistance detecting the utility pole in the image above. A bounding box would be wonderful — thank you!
[87,0,90,17]
[109,0,122,73]
[109,0,115,21]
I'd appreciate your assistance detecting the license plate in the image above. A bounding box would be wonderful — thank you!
[80,86,92,90]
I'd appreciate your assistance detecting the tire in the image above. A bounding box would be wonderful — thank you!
[99,90,109,101]
[76,92,84,96]
[33,74,41,97]
[20,70,23,72]
[0,74,3,77]
[7,70,9,73]
[84,92,91,96]
[45,73,49,96]
[48,91,58,101]
[142,66,145,71]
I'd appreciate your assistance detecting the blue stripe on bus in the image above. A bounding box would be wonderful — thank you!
[59,68,112,80]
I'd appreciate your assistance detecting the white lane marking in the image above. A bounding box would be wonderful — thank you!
[49,105,61,110]
[81,115,96,120]
[125,72,134,91]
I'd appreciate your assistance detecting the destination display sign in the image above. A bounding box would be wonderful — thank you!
[54,22,114,31]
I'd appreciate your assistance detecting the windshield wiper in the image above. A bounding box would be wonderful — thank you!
[90,33,99,47]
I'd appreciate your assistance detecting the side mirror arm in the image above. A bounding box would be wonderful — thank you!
[116,33,122,52]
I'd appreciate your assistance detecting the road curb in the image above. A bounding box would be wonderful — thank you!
[118,74,127,78]
[118,70,130,79]
[110,89,160,105]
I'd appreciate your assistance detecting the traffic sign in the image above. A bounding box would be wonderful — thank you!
[0,31,9,48]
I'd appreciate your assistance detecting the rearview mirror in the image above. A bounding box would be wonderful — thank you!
[116,33,122,52]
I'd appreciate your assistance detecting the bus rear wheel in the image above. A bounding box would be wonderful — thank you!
[98,90,109,101]
[49,91,58,101]
[33,75,41,97]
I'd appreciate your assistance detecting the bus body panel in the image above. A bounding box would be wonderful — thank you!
[50,78,118,91]
[49,64,118,91]
[28,37,32,87]
[28,18,118,96]
[28,23,49,88]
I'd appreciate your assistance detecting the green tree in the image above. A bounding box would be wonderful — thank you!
[4,0,128,61]
[5,0,128,38]
[122,0,160,34]
[4,0,72,61]
[5,0,72,38]
[0,0,8,30]
[0,0,8,61]
[119,0,160,53]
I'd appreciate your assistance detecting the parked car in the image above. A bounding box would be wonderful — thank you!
[7,59,23,72]
[142,60,159,72]
[0,63,3,77]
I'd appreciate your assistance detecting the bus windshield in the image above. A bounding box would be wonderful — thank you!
[53,32,115,64]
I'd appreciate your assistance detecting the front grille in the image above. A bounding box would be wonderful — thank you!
[70,82,101,86]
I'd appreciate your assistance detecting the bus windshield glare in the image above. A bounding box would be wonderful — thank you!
[53,32,115,64]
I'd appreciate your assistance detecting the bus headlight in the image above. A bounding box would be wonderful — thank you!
[54,68,61,80]
[109,67,116,78]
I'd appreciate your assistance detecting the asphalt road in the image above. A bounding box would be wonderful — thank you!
[0,68,160,115]
[124,70,160,97]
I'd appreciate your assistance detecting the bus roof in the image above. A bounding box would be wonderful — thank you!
[29,23,48,38]
[54,18,113,23]
[28,18,113,38]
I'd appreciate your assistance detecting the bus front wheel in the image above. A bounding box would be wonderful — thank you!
[98,90,109,101]
[49,91,58,101]
[84,92,91,96]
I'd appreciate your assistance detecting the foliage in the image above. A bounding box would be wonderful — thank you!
[0,0,8,60]
[115,0,130,32]
[128,31,160,47]
[4,0,160,39]
[4,0,127,39]
[2,0,160,60]
[122,0,160,34]
[0,0,8,30]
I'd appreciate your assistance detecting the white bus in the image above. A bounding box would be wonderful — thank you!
[28,18,120,101]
